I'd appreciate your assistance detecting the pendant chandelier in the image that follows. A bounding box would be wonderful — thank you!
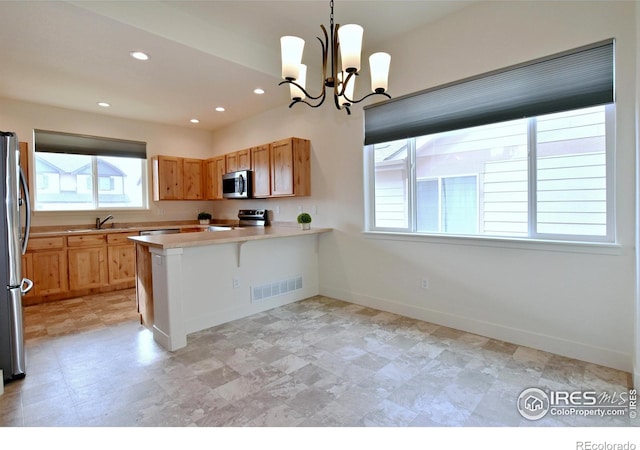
[279,0,391,115]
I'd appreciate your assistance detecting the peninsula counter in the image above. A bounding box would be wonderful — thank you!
[129,226,331,351]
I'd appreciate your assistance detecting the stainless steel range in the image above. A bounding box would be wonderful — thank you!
[237,209,268,227]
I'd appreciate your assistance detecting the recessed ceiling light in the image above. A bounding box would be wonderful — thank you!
[97,102,110,107]
[130,51,149,61]
[215,107,225,112]
[190,119,200,124]
[254,88,265,95]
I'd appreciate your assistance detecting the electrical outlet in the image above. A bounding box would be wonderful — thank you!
[276,205,280,214]
[298,205,303,213]
[421,278,429,289]
[233,276,240,289]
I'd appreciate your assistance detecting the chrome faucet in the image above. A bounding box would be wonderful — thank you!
[96,215,114,229]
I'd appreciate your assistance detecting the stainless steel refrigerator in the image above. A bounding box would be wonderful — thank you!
[0,131,32,384]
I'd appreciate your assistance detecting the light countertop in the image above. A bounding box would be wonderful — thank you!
[128,225,332,250]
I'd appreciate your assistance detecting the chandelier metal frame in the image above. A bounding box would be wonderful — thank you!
[278,0,391,115]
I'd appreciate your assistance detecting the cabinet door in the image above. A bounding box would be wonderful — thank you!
[107,233,137,285]
[251,144,271,197]
[237,148,251,171]
[153,156,183,200]
[205,156,226,200]
[68,247,107,290]
[225,152,238,173]
[270,138,294,196]
[183,158,204,200]
[108,244,136,284]
[270,137,311,197]
[31,250,68,296]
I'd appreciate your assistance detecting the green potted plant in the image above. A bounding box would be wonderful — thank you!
[197,211,212,225]
[297,212,312,230]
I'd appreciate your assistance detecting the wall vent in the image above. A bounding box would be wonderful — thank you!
[251,276,303,303]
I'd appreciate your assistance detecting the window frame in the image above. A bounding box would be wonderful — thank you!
[32,152,149,212]
[364,104,616,245]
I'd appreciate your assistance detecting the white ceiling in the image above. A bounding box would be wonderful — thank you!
[0,1,474,131]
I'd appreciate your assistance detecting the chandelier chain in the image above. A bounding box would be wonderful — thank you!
[330,0,334,28]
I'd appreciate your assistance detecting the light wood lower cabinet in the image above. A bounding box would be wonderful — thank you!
[23,237,69,298]
[24,231,137,305]
[68,234,108,291]
[107,233,137,284]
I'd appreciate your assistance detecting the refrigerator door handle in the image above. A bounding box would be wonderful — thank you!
[19,166,31,255]
[20,278,33,294]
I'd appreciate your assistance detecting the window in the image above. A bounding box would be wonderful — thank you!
[364,41,614,243]
[366,105,613,241]
[33,130,148,211]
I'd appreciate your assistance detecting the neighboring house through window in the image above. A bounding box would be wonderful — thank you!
[364,40,614,243]
[33,130,147,211]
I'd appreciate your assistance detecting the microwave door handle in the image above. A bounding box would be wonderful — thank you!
[19,166,31,254]
[239,174,245,194]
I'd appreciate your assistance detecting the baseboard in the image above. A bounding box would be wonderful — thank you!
[320,286,631,373]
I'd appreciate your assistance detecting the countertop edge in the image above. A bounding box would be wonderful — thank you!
[128,226,333,250]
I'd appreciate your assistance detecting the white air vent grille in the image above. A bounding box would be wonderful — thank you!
[251,276,303,303]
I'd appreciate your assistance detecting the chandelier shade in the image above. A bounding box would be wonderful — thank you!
[337,24,363,73]
[280,36,305,80]
[290,64,307,100]
[279,0,391,114]
[369,52,391,93]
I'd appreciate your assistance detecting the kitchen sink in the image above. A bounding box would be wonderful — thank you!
[207,226,246,231]
[65,227,133,233]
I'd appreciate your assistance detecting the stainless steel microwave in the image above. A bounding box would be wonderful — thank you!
[222,170,253,199]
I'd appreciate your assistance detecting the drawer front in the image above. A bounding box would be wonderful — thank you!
[67,234,107,247]
[28,236,65,251]
[107,232,138,245]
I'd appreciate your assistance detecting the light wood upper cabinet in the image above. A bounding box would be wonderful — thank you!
[204,156,226,200]
[152,156,183,200]
[251,144,271,198]
[183,158,204,200]
[152,155,204,200]
[152,137,310,201]
[270,137,310,197]
[225,148,251,173]
[225,152,238,173]
[237,148,251,171]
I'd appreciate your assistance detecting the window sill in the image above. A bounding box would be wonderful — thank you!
[362,231,621,256]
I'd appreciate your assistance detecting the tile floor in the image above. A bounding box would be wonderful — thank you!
[0,290,636,427]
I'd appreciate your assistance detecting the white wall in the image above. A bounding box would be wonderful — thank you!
[211,1,638,372]
[0,97,217,227]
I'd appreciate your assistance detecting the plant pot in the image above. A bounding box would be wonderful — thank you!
[300,223,311,230]
[199,220,210,225]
